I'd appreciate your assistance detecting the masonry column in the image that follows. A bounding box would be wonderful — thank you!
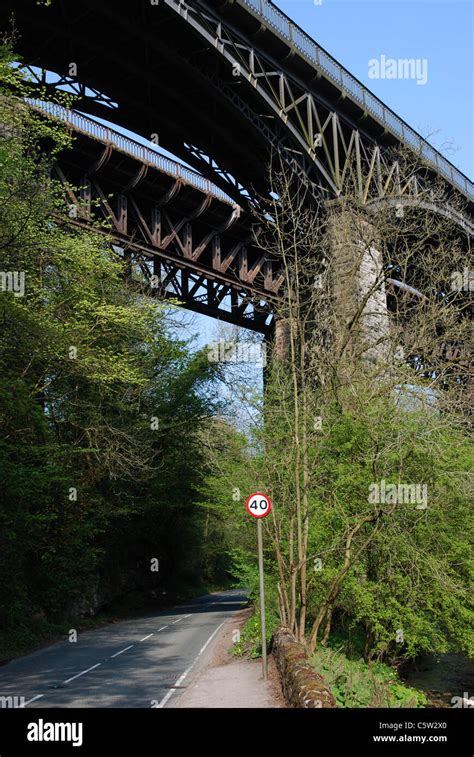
[274,316,291,362]
[328,210,390,371]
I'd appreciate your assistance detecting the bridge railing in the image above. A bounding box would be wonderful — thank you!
[237,0,473,201]
[26,99,234,205]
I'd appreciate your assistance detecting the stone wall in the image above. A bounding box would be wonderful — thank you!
[273,627,337,708]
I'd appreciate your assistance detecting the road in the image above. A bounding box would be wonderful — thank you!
[0,590,247,708]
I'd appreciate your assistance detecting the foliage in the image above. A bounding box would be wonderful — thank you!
[231,608,280,659]
[261,371,473,661]
[200,158,473,672]
[311,644,427,708]
[1,37,471,703]
[0,42,232,656]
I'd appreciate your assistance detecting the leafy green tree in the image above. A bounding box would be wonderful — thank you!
[0,43,229,654]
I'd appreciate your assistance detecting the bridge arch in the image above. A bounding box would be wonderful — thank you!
[5,0,473,214]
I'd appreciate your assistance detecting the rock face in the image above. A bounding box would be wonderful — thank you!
[67,562,160,618]
[273,627,337,708]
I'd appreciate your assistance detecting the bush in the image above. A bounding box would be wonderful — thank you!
[232,608,280,658]
[311,644,427,708]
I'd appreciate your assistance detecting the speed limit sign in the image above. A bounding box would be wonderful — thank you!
[245,492,272,518]
[245,491,271,680]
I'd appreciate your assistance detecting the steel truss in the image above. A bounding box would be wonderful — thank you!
[19,65,118,110]
[51,152,279,334]
[164,0,470,210]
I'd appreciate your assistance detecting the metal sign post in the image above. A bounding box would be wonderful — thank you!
[256,517,268,680]
[245,491,272,680]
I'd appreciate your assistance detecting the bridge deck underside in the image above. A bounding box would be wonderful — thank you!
[4,0,274,204]
[54,131,278,333]
[6,0,471,212]
[2,0,472,333]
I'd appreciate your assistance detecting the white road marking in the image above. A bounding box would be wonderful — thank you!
[24,694,44,707]
[111,645,134,658]
[157,621,225,709]
[198,623,224,656]
[63,662,102,684]
[17,609,226,707]
[156,666,192,709]
[140,633,154,642]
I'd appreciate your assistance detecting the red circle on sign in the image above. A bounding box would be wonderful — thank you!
[245,492,272,518]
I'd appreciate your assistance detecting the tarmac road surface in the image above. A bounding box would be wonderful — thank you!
[0,590,247,708]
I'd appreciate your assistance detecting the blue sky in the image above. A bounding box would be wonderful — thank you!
[273,0,473,177]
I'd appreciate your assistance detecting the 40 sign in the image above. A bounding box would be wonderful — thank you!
[245,492,272,518]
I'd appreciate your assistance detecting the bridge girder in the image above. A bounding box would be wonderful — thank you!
[50,129,280,333]
[3,0,472,337]
[4,0,472,218]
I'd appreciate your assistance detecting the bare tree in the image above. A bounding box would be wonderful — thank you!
[247,147,472,652]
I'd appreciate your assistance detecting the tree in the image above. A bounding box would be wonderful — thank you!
[202,148,473,662]
[0,43,228,648]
